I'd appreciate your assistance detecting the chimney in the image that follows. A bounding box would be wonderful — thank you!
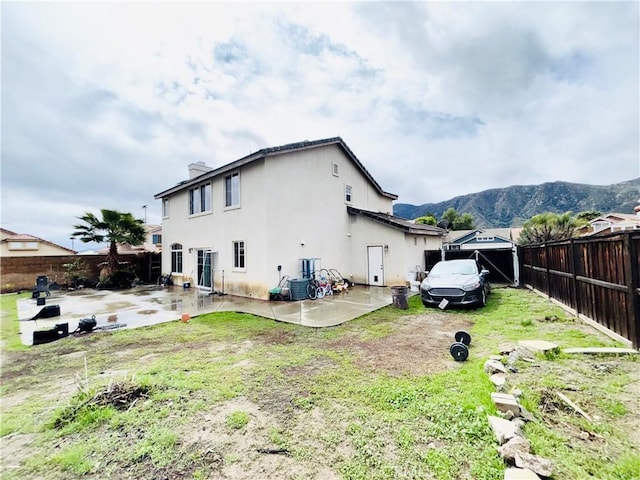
[188,161,213,179]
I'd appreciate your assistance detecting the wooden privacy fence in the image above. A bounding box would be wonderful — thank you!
[520,231,640,349]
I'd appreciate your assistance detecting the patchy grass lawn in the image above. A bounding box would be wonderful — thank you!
[1,288,638,479]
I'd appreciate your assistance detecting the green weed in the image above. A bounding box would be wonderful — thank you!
[0,292,30,350]
[48,443,94,475]
[225,411,250,430]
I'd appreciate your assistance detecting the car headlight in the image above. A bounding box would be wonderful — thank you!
[420,279,431,290]
[463,281,481,291]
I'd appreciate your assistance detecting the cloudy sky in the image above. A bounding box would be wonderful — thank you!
[2,1,639,250]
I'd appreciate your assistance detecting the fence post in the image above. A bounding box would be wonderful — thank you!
[569,238,580,316]
[544,243,550,297]
[623,233,639,349]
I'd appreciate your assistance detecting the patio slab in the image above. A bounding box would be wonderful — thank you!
[17,285,397,345]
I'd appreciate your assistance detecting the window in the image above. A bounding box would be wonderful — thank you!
[332,162,339,176]
[225,173,240,208]
[189,182,212,215]
[345,185,352,203]
[171,243,183,273]
[8,241,39,250]
[476,235,494,242]
[233,241,245,269]
[162,198,169,218]
[152,234,162,245]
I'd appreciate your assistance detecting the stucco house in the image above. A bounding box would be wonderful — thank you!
[579,212,640,236]
[154,137,444,299]
[0,228,76,257]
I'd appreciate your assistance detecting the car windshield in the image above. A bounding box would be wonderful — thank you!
[430,261,477,275]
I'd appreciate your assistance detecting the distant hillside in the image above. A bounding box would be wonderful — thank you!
[393,178,640,228]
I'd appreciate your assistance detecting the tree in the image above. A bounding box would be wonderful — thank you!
[415,215,437,226]
[453,213,474,230]
[575,210,602,226]
[440,208,475,230]
[72,209,146,277]
[441,208,458,225]
[518,212,578,245]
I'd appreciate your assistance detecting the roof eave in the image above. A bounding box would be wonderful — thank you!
[154,137,399,200]
[347,206,444,236]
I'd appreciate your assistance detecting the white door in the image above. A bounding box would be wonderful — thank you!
[367,246,384,286]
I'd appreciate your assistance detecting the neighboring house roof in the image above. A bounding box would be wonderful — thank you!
[444,228,514,244]
[347,206,444,236]
[154,137,398,200]
[510,228,524,243]
[147,224,162,234]
[581,212,640,236]
[600,213,639,222]
[0,229,76,253]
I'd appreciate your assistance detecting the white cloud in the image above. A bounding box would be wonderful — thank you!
[2,1,638,248]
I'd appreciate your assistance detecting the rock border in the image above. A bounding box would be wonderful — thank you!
[485,341,557,480]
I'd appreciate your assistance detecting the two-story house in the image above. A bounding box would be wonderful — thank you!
[154,137,444,299]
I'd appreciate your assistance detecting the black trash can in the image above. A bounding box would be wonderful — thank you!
[391,285,409,309]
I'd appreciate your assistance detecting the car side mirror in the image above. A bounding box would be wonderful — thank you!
[481,269,490,276]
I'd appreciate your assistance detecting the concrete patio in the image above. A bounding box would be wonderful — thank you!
[17,284,398,346]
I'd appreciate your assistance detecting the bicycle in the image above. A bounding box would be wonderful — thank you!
[306,272,321,300]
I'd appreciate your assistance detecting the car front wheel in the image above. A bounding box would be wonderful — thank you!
[479,289,487,307]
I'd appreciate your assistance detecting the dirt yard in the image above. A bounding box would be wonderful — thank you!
[1,290,638,480]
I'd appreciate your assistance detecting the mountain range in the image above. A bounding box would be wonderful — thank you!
[393,178,640,228]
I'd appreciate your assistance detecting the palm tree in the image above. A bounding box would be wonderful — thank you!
[72,209,146,277]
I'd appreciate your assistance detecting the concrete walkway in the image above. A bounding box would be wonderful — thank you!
[17,285,396,345]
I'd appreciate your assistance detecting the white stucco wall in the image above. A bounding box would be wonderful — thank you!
[159,143,413,299]
[348,215,442,286]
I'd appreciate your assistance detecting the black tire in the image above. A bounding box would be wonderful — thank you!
[479,288,487,307]
[306,282,317,300]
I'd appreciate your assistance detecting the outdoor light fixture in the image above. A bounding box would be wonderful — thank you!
[300,240,305,246]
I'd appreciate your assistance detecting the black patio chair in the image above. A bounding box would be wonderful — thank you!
[33,275,51,297]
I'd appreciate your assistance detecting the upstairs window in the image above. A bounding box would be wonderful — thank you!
[345,185,352,203]
[152,234,162,245]
[189,182,212,215]
[8,241,39,250]
[162,198,170,218]
[225,172,240,208]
